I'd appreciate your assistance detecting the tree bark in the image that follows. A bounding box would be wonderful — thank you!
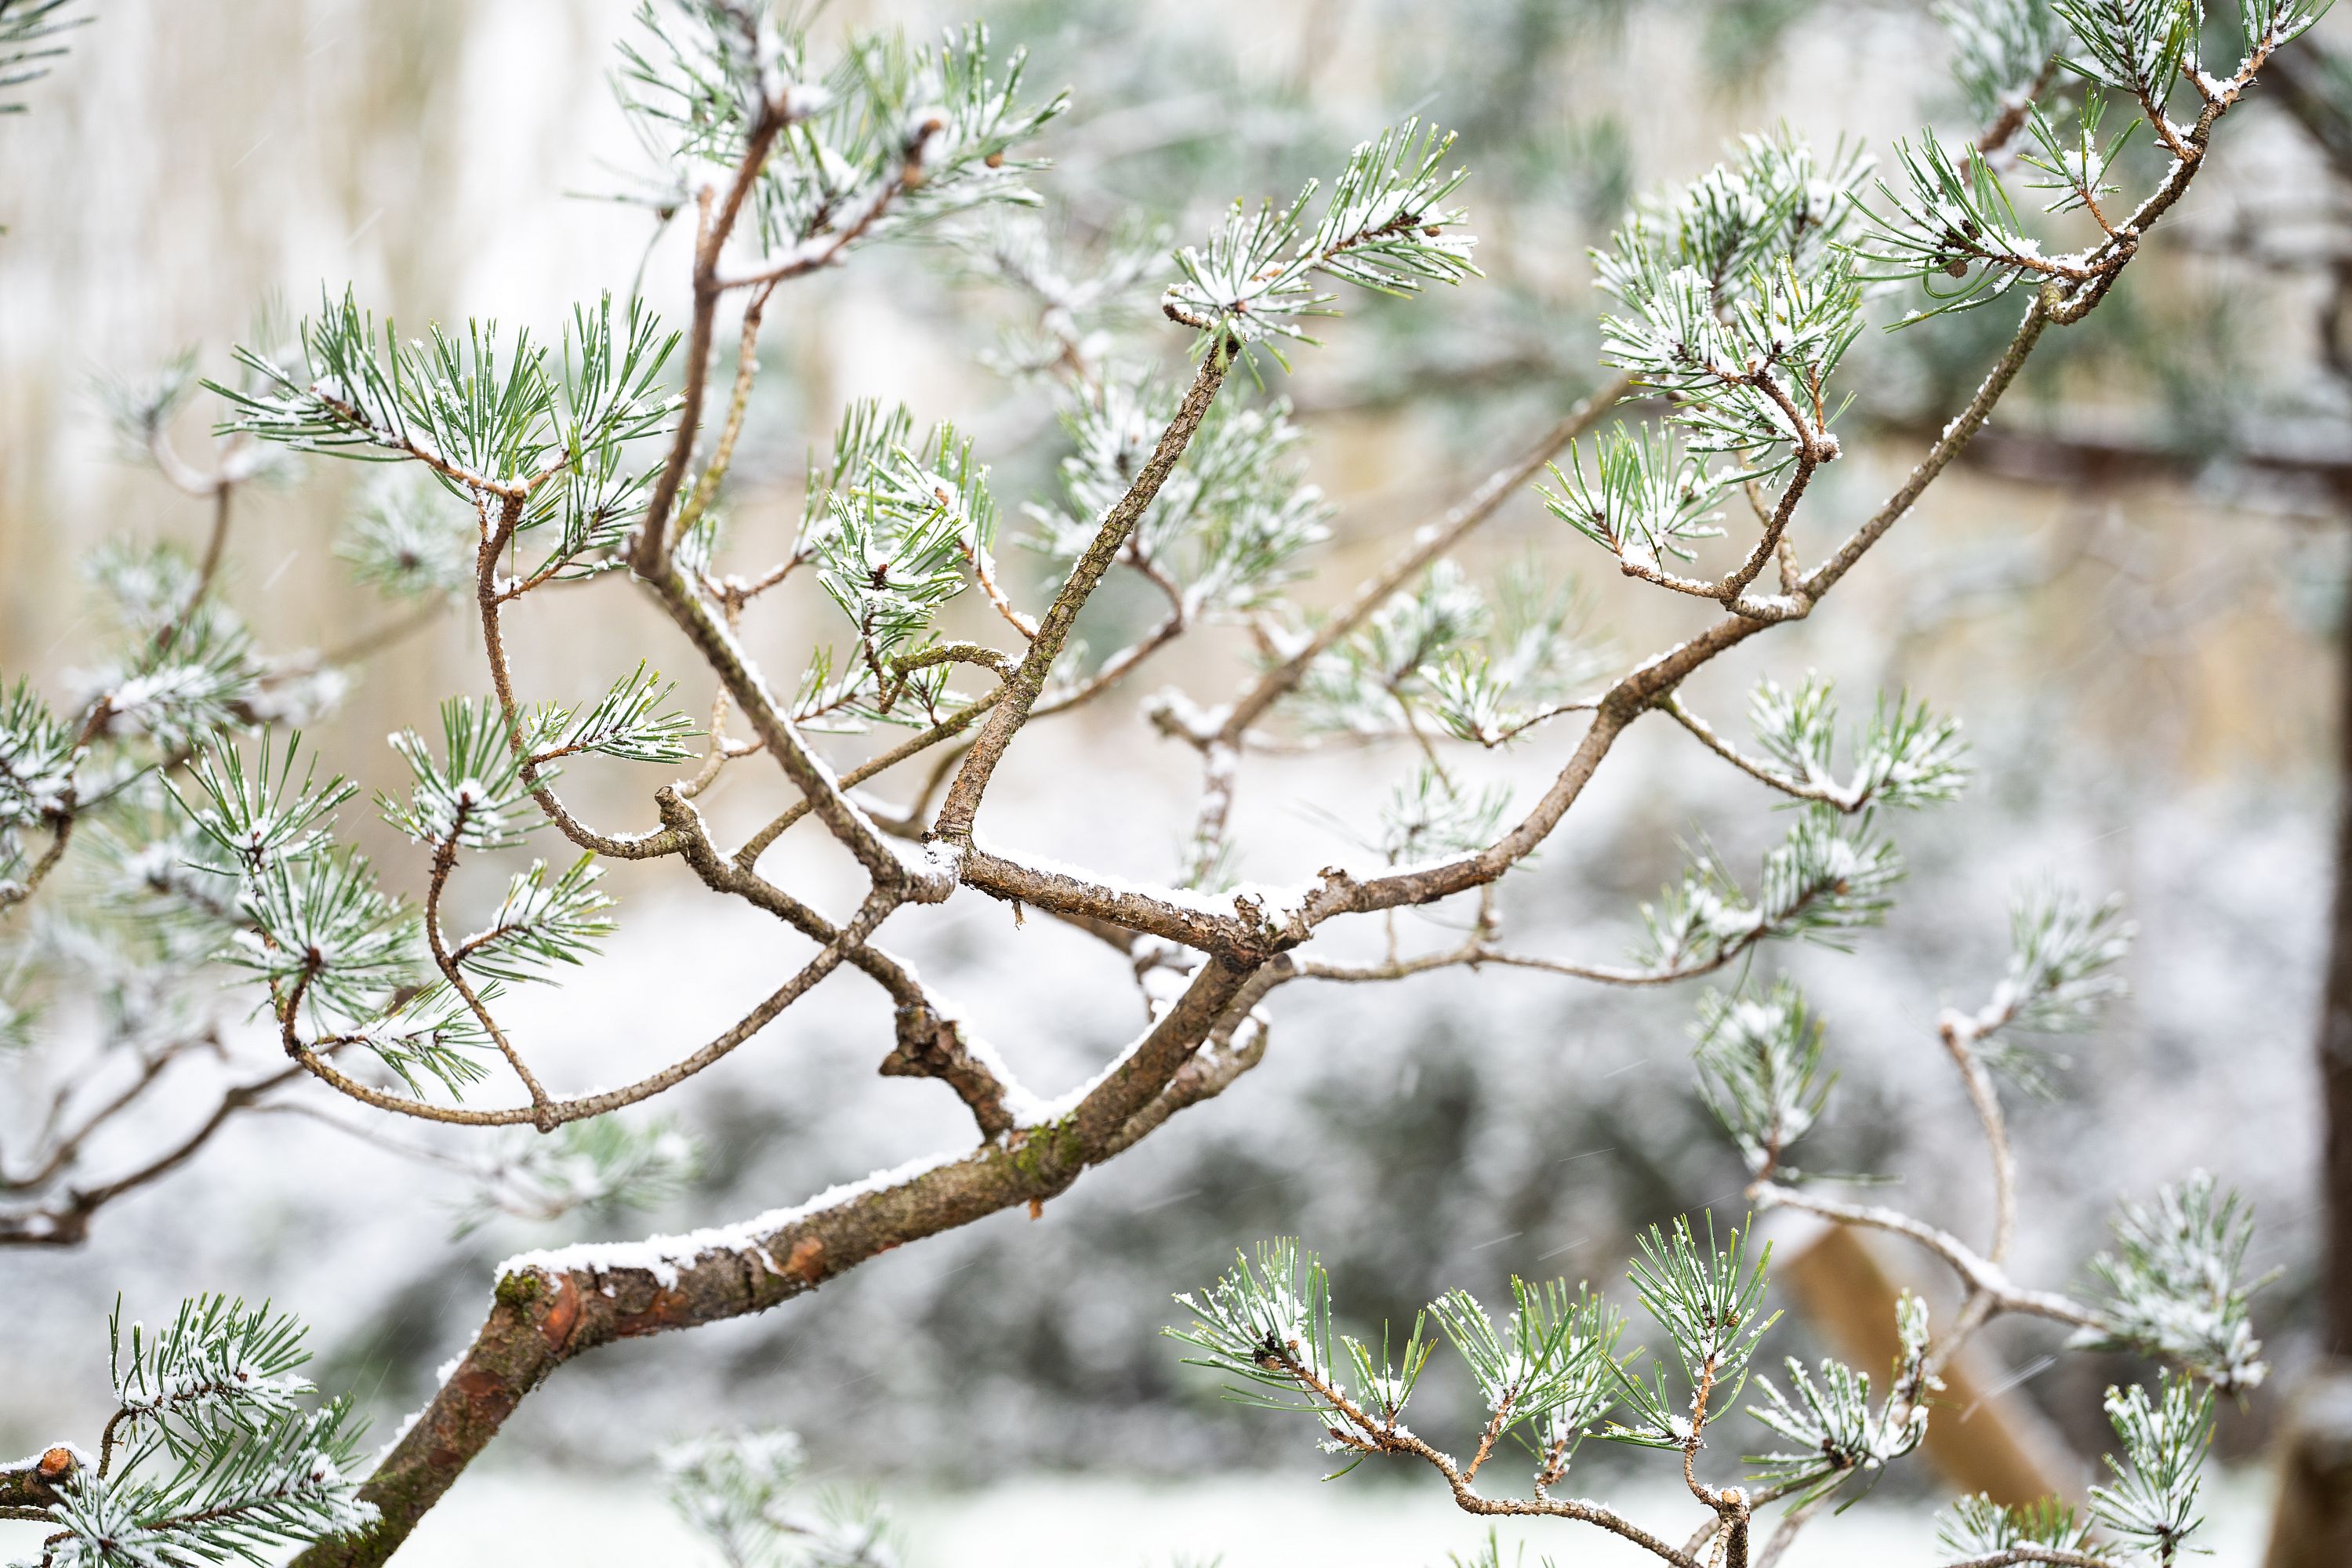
[2328,608,2352,1357]
[2254,39,2352,1347]
[2246,38,2352,1568]
[289,957,1258,1568]
[2265,1366,2352,1568]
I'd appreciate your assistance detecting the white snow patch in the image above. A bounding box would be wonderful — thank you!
[496,1146,971,1288]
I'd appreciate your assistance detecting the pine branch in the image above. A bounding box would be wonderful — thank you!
[1162,119,1478,358]
[15,1297,375,1567]
[932,344,1236,845]
[2077,1172,2271,1393]
[1662,680,1967,815]
[0,0,82,114]
[0,2,2278,1554]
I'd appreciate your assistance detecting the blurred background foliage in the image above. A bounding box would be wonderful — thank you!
[4,0,2350,1550]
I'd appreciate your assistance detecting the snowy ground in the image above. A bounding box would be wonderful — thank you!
[0,1467,2283,1567]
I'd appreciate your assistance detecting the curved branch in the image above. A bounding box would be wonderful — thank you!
[629,105,793,575]
[1308,274,2075,928]
[0,812,76,915]
[733,692,1003,870]
[289,891,898,1129]
[649,564,951,898]
[289,954,1254,1568]
[1300,938,1767,989]
[1976,53,2063,160]
[714,161,921,292]
[1,1033,210,1194]
[1661,696,1865,811]
[1269,1343,1703,1566]
[0,1064,303,1247]
[1942,1551,2109,1568]
[1749,1181,2099,1333]
[422,815,554,1123]
[1031,604,1188,717]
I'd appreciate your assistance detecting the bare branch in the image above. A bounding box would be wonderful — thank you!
[934,343,1238,844]
[1750,1181,2099,1333]
[289,891,899,1129]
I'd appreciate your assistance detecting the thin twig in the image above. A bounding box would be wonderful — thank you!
[1215,374,1634,747]
[289,891,898,1128]
[1749,1181,2099,1332]
[934,343,1237,843]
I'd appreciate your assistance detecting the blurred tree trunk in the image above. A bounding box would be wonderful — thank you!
[2265,1366,2352,1567]
[2328,615,2352,1362]
[2257,41,2352,1568]
[2268,521,2352,1565]
[2304,163,2352,1327]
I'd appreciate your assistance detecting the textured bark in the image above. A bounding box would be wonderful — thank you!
[2325,615,2352,1358]
[0,1448,77,1512]
[290,958,1252,1568]
[2264,1363,2352,1568]
[933,344,1234,844]
[878,1012,1015,1137]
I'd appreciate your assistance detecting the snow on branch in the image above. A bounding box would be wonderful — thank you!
[1163,118,1478,358]
[0,6,2316,1563]
[2078,1171,2271,1394]
[6,1297,375,1568]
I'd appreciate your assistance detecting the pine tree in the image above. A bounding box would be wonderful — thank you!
[0,2,2331,1563]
